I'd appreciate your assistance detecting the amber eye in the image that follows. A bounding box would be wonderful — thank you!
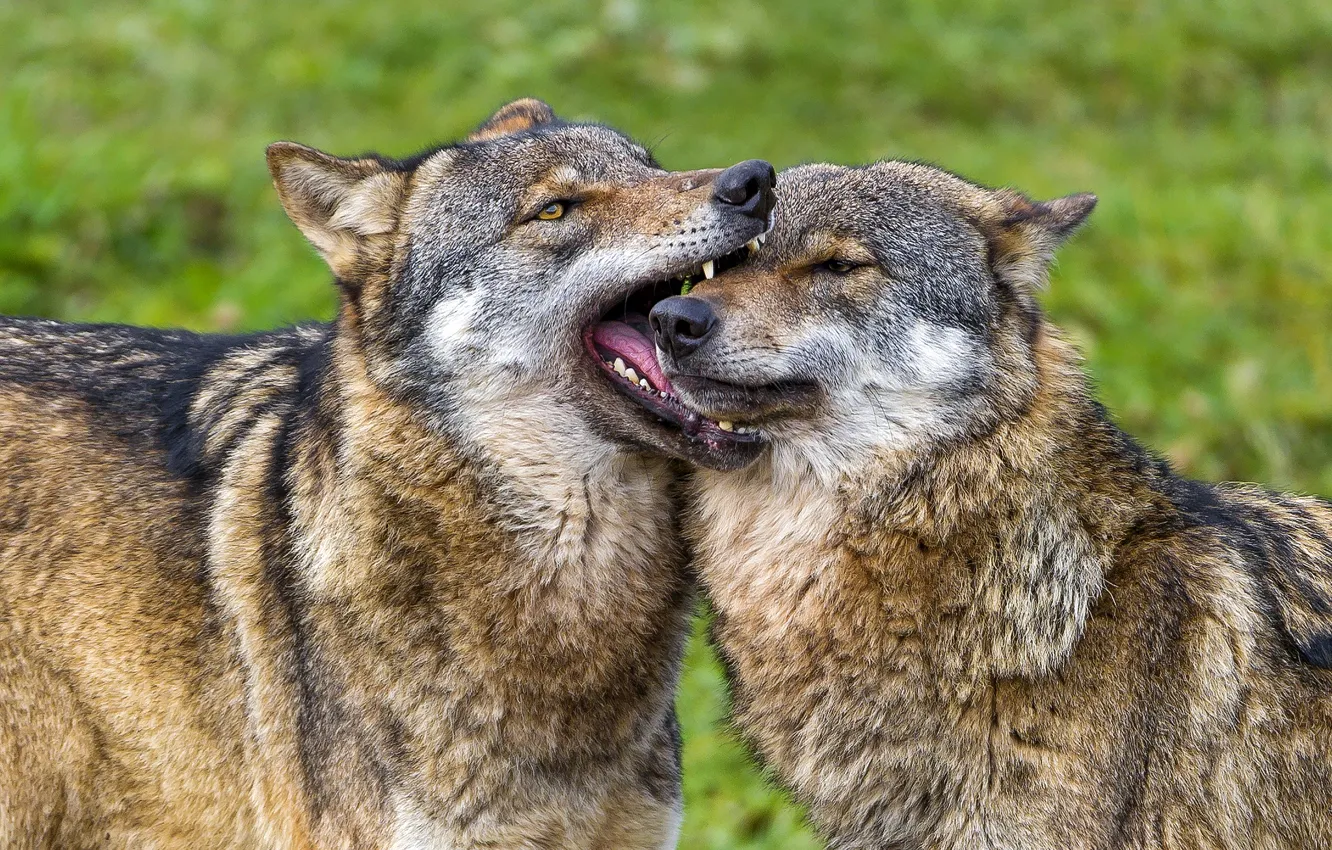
[823,259,855,274]
[536,201,567,221]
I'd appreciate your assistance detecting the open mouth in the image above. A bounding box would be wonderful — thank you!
[582,236,766,451]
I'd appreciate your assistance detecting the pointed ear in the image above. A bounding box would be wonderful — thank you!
[467,98,557,142]
[266,142,409,280]
[981,190,1097,290]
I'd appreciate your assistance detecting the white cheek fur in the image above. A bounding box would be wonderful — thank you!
[770,320,987,484]
[906,321,978,388]
[424,288,483,360]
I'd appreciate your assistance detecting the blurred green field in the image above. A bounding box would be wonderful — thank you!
[3,1,1330,845]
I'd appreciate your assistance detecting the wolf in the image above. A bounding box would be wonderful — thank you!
[642,162,1332,848]
[0,99,776,849]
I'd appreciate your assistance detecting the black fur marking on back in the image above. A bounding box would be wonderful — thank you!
[1301,635,1332,667]
[0,317,245,474]
[0,316,327,485]
[1165,475,1332,670]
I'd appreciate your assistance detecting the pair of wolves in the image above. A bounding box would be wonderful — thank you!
[1,99,1328,849]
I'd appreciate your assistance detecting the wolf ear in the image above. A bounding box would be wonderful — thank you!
[467,98,557,142]
[982,190,1097,290]
[266,142,409,280]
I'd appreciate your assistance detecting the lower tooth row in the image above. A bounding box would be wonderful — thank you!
[604,361,751,421]
[717,421,755,435]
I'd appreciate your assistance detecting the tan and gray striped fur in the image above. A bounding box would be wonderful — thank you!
[0,100,768,849]
[659,163,1332,849]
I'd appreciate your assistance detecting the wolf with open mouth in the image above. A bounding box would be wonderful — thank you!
[580,166,775,471]
[0,100,773,849]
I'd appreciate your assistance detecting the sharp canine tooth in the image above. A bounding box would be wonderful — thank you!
[624,367,639,383]
[613,358,626,375]
[757,233,767,247]
[702,260,715,280]
[718,421,734,432]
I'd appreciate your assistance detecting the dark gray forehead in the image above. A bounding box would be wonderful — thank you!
[774,163,985,254]
[772,162,997,331]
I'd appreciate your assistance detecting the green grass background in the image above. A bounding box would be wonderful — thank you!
[3,1,1329,845]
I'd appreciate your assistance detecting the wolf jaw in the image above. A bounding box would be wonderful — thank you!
[584,236,766,449]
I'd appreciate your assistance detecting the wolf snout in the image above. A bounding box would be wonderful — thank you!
[650,296,718,361]
[712,160,777,221]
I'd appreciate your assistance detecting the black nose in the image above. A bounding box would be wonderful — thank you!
[650,296,717,361]
[712,159,777,222]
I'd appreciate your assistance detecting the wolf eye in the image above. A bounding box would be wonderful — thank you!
[536,201,567,220]
[823,259,856,274]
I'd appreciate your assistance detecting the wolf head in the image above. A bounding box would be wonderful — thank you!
[267,99,774,470]
[648,161,1095,481]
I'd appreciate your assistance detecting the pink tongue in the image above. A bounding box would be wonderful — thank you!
[591,320,674,393]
